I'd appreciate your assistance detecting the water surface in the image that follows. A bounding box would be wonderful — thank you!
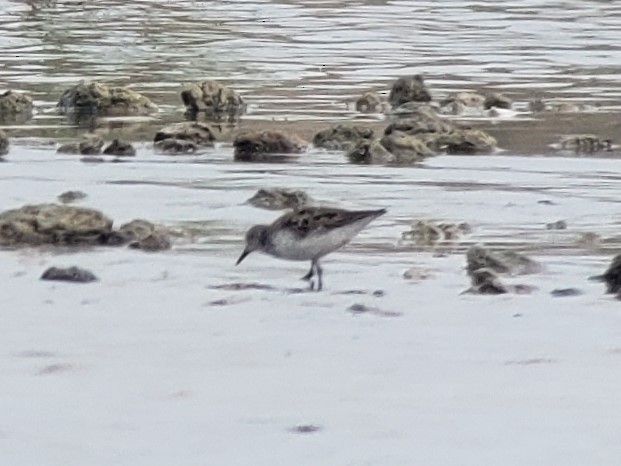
[2,0,621,123]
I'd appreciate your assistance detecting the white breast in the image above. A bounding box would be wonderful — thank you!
[267,220,372,261]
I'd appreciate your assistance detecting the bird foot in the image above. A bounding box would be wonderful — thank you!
[309,279,322,292]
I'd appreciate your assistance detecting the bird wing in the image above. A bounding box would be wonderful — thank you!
[274,207,385,239]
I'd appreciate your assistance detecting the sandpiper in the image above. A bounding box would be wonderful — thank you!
[236,207,387,290]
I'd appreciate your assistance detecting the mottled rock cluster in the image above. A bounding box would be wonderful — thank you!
[0,203,171,251]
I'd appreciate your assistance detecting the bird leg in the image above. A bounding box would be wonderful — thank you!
[301,263,314,281]
[314,260,323,291]
[307,260,323,291]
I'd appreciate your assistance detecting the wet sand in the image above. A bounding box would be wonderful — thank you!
[1,1,621,465]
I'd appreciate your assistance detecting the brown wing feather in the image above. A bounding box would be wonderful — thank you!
[272,207,386,239]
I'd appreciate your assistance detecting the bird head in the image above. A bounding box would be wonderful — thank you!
[236,225,269,265]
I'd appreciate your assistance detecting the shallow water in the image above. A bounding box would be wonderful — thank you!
[2,2,621,465]
[2,0,621,124]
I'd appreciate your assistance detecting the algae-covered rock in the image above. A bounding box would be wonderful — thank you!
[247,188,312,211]
[402,220,472,245]
[385,107,454,135]
[379,131,434,163]
[41,266,98,283]
[558,135,612,153]
[346,138,393,164]
[355,92,384,113]
[468,267,508,294]
[233,131,306,162]
[388,75,432,108]
[180,80,246,120]
[313,125,374,151]
[57,191,88,204]
[484,92,512,110]
[153,138,198,155]
[466,245,542,276]
[546,220,567,230]
[103,139,136,156]
[118,219,156,242]
[385,105,496,155]
[0,129,9,156]
[116,219,172,251]
[0,203,172,250]
[153,122,216,147]
[0,90,34,122]
[129,232,172,252]
[421,129,497,155]
[56,135,104,155]
[57,81,157,117]
[439,92,486,115]
[0,204,114,246]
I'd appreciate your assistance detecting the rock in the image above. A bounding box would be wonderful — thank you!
[421,129,497,155]
[355,92,384,113]
[180,80,246,120]
[597,255,621,294]
[57,81,157,117]
[575,232,601,249]
[346,138,393,164]
[247,188,312,210]
[441,222,472,239]
[529,99,592,114]
[102,139,136,156]
[80,156,105,164]
[209,282,277,291]
[57,191,88,204]
[0,204,114,246]
[385,107,496,154]
[388,75,432,108]
[468,268,508,294]
[153,138,198,155]
[347,303,402,317]
[57,135,104,155]
[528,99,546,113]
[391,101,440,117]
[442,92,486,108]
[384,107,454,135]
[546,220,567,230]
[402,220,471,245]
[380,131,435,163]
[466,245,542,276]
[289,425,322,434]
[37,363,76,375]
[439,92,486,115]
[550,288,583,297]
[313,125,374,151]
[233,130,306,162]
[0,90,34,122]
[41,266,98,283]
[402,267,434,282]
[0,203,167,249]
[484,92,512,110]
[129,232,172,252]
[118,219,156,242]
[558,135,612,153]
[153,122,216,148]
[0,129,9,156]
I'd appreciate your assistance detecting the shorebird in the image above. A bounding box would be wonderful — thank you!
[236,207,386,290]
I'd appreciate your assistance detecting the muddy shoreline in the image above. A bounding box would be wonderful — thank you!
[4,102,620,157]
